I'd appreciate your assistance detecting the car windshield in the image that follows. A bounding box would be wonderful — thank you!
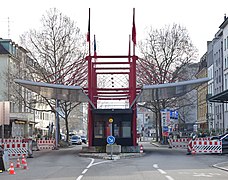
[72,136,80,139]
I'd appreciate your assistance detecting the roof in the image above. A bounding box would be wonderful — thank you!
[208,89,228,103]
[136,77,210,103]
[219,17,228,29]
[0,43,9,54]
[14,79,90,103]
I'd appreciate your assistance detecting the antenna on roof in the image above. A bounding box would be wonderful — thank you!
[224,13,227,21]
[8,17,10,38]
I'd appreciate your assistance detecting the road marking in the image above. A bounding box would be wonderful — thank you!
[165,175,174,180]
[87,158,95,168]
[76,158,111,180]
[193,172,221,177]
[157,169,167,174]
[76,175,83,180]
[91,160,110,167]
[153,164,158,169]
[153,164,175,180]
[82,169,88,174]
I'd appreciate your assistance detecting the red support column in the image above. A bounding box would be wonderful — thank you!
[87,56,93,146]
[132,55,137,146]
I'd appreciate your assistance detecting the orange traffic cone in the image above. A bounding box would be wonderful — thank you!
[140,144,143,153]
[16,158,21,168]
[192,148,196,155]
[9,162,16,175]
[21,155,26,165]
[23,159,28,170]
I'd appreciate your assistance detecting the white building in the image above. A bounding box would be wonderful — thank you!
[0,38,55,138]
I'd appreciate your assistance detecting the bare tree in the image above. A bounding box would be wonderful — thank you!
[137,23,198,142]
[17,8,88,142]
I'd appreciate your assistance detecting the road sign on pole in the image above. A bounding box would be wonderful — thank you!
[107,136,115,144]
[107,136,115,160]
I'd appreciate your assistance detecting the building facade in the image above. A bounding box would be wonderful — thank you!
[196,53,208,130]
[0,38,55,138]
[221,15,228,132]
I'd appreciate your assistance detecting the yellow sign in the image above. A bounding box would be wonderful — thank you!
[109,118,113,123]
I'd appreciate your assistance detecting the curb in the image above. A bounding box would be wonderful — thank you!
[79,152,144,159]
[151,142,160,147]
[212,161,228,172]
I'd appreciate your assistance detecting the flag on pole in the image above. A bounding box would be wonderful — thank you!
[87,8,90,42]
[94,34,97,57]
[132,8,136,45]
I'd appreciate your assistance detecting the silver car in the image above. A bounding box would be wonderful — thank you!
[71,135,82,145]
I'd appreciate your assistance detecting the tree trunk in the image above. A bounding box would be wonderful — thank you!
[65,116,69,142]
[155,111,158,142]
[159,111,162,143]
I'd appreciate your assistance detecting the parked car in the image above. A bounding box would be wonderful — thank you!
[211,133,228,153]
[81,135,87,144]
[221,134,228,153]
[70,135,82,145]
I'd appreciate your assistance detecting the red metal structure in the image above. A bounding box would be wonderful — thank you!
[86,8,138,146]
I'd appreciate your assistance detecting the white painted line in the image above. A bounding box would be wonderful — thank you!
[76,175,83,180]
[82,169,88,174]
[157,169,167,174]
[165,175,175,180]
[91,161,110,167]
[153,164,158,169]
[87,158,95,168]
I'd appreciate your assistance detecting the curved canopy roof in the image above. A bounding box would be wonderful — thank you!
[136,77,210,103]
[15,77,210,108]
[14,79,89,103]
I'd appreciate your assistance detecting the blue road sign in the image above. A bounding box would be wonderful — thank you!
[107,136,115,144]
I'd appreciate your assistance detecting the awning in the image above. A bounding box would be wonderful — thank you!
[207,89,228,103]
[14,79,90,103]
[136,77,210,102]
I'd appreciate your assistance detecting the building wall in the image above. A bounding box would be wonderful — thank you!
[0,55,8,100]
[223,20,228,131]
[0,38,55,138]
[196,54,208,129]
[213,33,224,131]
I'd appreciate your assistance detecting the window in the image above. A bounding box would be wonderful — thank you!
[122,121,131,138]
[225,39,227,51]
[94,121,105,138]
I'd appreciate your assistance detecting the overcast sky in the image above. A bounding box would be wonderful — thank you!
[0,0,228,60]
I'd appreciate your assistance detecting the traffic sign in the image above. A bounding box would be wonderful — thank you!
[107,136,115,144]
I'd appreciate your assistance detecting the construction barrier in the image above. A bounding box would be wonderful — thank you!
[1,142,28,158]
[169,138,191,149]
[37,139,55,150]
[0,138,23,144]
[191,139,222,154]
[170,137,223,155]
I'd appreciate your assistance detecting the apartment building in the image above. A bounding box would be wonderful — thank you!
[0,38,55,138]
[206,15,228,133]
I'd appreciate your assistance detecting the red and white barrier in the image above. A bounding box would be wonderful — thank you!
[170,138,191,149]
[1,142,28,157]
[37,139,55,150]
[191,140,222,154]
[0,138,23,143]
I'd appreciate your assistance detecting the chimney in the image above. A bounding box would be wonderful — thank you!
[224,13,227,21]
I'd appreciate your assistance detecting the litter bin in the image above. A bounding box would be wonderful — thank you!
[0,144,5,172]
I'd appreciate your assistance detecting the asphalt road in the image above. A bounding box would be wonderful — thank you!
[0,142,228,180]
